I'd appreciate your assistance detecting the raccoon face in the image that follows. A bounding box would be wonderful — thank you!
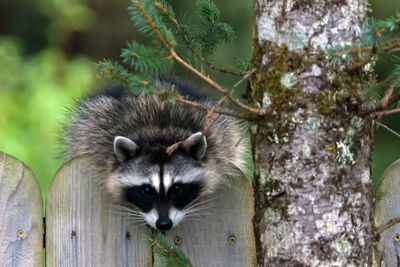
[111,132,207,230]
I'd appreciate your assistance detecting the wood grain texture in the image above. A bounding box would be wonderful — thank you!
[0,152,43,267]
[46,157,152,267]
[374,159,400,267]
[162,175,256,267]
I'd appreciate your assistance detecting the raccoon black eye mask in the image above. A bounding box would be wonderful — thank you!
[64,85,246,230]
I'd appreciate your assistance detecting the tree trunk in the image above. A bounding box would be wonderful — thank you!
[249,0,374,265]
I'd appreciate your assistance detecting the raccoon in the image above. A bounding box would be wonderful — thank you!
[64,82,246,230]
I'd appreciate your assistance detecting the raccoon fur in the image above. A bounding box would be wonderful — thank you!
[64,81,246,230]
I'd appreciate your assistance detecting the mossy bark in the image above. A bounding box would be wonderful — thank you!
[249,0,374,265]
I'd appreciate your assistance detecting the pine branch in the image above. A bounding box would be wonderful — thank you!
[134,0,265,115]
[132,0,171,50]
[147,233,192,267]
[154,1,245,76]
[196,0,235,58]
[98,60,154,95]
[121,41,173,74]
[329,14,400,70]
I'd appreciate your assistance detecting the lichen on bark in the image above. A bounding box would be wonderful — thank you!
[249,0,374,265]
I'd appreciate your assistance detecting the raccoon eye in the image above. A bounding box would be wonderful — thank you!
[171,184,183,195]
[141,185,156,196]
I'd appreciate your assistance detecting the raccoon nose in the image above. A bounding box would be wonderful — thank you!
[156,218,173,230]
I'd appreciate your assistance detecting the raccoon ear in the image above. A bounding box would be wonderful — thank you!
[180,132,207,161]
[113,136,140,162]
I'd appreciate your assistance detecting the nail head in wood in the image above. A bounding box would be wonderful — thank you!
[174,236,182,245]
[17,230,24,238]
[228,235,236,244]
[395,234,400,241]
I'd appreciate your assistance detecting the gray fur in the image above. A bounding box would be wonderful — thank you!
[64,88,247,201]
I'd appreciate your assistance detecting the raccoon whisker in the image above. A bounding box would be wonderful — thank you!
[184,197,218,211]
[190,195,220,205]
[126,221,148,228]
[109,205,144,214]
[184,205,216,214]
[107,211,143,217]
[110,214,146,222]
[181,217,201,223]
[185,208,215,215]
[184,203,217,212]
[107,209,145,217]
[123,216,146,222]
[110,204,138,211]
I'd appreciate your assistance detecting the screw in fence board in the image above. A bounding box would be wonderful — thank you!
[45,157,152,267]
[155,174,256,267]
[374,159,400,266]
[0,152,43,267]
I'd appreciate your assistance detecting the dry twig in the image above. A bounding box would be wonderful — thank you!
[376,216,400,235]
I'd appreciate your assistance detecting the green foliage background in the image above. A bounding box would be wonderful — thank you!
[0,0,399,199]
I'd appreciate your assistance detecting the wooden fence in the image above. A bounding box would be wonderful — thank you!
[0,152,256,267]
[1,151,400,266]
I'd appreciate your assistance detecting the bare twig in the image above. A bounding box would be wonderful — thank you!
[376,216,400,235]
[375,108,400,116]
[376,121,400,139]
[166,139,188,155]
[202,95,228,135]
[170,49,266,115]
[203,61,246,76]
[233,68,256,91]
[174,94,254,120]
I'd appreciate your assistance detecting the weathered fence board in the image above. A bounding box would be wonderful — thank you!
[46,157,152,267]
[161,175,256,267]
[374,159,400,266]
[0,152,43,267]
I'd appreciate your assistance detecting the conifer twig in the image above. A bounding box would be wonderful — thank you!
[154,1,246,77]
[133,0,171,50]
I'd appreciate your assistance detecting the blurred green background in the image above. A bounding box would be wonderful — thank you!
[0,0,399,199]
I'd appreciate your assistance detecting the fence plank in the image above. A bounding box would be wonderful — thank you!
[162,175,256,267]
[46,157,152,267]
[374,159,400,266]
[0,152,43,267]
